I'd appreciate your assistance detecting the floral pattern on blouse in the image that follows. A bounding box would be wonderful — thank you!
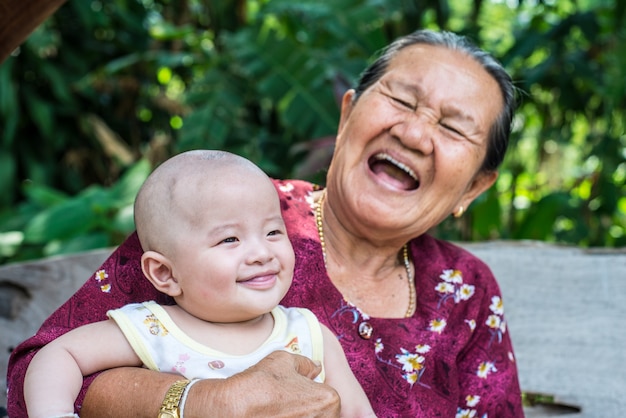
[486,295,507,346]
[278,181,522,417]
[330,261,512,399]
[94,269,111,293]
[377,338,432,388]
[436,269,476,305]
[7,179,523,418]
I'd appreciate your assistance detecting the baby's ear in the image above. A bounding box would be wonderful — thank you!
[141,251,181,297]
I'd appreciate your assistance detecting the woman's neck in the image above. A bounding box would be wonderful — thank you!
[316,191,414,318]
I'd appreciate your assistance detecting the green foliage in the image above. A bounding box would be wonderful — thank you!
[0,158,151,262]
[0,0,625,265]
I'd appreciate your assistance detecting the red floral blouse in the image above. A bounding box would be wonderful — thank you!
[7,179,523,417]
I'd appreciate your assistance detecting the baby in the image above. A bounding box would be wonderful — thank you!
[24,150,375,417]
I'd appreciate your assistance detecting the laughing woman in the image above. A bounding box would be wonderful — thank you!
[8,29,523,417]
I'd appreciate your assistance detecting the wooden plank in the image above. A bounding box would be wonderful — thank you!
[0,0,68,63]
[0,248,112,411]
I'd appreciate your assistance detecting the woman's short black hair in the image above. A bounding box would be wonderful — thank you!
[353,29,517,172]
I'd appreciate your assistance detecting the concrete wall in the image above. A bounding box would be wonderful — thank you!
[464,241,626,418]
[1,241,625,417]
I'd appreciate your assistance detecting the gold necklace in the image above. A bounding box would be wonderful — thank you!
[315,191,416,318]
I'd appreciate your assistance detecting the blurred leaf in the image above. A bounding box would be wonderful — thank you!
[40,60,76,105]
[22,182,69,208]
[43,232,111,257]
[470,188,503,239]
[110,204,136,234]
[101,52,144,74]
[109,158,152,204]
[149,22,195,41]
[0,59,18,146]
[0,231,24,258]
[23,91,55,140]
[514,193,574,241]
[23,186,105,243]
[0,153,16,206]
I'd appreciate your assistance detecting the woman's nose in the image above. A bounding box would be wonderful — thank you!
[390,114,434,155]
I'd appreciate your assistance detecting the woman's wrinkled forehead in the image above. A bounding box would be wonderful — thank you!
[379,44,502,123]
[385,43,489,83]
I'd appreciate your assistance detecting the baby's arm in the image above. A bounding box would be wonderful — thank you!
[320,325,377,418]
[24,319,142,418]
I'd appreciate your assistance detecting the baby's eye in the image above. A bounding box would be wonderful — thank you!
[267,230,282,236]
[221,237,238,244]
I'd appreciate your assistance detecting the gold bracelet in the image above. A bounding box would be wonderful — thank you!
[158,379,191,418]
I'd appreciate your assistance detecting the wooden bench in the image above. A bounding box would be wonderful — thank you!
[1,241,625,417]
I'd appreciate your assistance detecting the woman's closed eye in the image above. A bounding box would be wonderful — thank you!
[391,96,415,110]
[440,122,465,138]
[380,89,415,110]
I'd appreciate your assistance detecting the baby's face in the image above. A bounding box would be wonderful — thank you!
[169,168,295,323]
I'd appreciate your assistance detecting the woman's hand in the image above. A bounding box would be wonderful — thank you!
[187,351,340,417]
[81,351,340,417]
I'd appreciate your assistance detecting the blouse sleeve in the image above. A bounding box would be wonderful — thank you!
[455,266,524,417]
[6,232,167,416]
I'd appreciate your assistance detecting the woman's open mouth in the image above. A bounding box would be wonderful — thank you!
[368,153,419,191]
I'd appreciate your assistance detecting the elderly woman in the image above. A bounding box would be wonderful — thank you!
[8,29,523,417]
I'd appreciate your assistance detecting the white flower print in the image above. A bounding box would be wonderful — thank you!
[415,344,431,354]
[95,269,111,292]
[477,361,497,379]
[466,394,481,407]
[435,282,455,294]
[486,295,507,346]
[489,296,504,315]
[458,283,475,301]
[395,348,427,387]
[396,348,426,373]
[441,269,464,284]
[436,269,474,307]
[456,408,477,418]
[465,319,477,331]
[94,269,108,282]
[404,372,418,385]
[374,339,430,389]
[429,318,447,334]
[486,314,501,329]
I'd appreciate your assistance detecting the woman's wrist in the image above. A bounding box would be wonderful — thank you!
[81,368,183,418]
[180,377,239,418]
[179,379,201,418]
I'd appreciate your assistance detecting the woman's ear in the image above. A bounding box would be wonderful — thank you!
[337,89,356,133]
[457,170,499,215]
[141,251,181,297]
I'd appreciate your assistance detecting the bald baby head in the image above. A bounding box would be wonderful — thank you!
[134,150,276,255]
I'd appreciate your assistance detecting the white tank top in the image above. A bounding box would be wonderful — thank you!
[107,301,325,381]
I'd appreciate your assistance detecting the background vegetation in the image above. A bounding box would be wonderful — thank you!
[0,0,625,265]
